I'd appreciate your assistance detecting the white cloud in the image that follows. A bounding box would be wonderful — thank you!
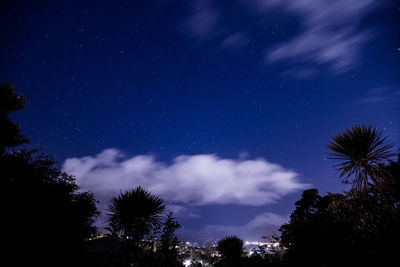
[63,148,307,206]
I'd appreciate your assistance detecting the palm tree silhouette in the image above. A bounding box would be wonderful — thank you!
[107,186,165,245]
[327,125,393,191]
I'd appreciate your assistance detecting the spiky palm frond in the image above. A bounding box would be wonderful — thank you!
[107,186,165,242]
[327,125,393,191]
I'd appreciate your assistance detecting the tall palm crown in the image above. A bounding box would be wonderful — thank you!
[107,186,165,244]
[327,125,393,191]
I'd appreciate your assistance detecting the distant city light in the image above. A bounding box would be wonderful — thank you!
[244,241,268,246]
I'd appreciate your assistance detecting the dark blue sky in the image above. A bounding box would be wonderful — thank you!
[1,0,399,242]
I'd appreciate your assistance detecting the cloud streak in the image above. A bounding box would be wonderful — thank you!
[185,0,219,39]
[62,148,307,206]
[264,0,376,73]
[183,0,378,75]
[357,86,400,104]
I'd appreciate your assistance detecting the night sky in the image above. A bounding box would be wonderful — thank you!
[1,0,399,242]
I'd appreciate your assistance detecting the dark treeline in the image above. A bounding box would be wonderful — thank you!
[1,83,99,266]
[279,126,400,266]
[2,83,399,267]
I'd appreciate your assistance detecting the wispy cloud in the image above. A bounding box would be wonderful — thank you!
[182,0,378,76]
[220,32,250,50]
[63,148,307,206]
[185,0,219,39]
[267,28,372,73]
[200,212,288,241]
[281,67,318,79]
[357,86,400,104]
[165,204,201,219]
[357,95,388,104]
[264,0,376,73]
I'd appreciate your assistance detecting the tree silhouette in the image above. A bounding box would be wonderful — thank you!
[0,83,28,152]
[107,186,165,245]
[381,153,400,205]
[278,188,371,266]
[160,212,181,254]
[279,128,400,266]
[216,235,244,267]
[1,83,99,267]
[285,187,399,266]
[280,189,325,266]
[327,125,393,191]
[147,212,182,267]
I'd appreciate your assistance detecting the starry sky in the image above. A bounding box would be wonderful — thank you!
[1,0,399,242]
